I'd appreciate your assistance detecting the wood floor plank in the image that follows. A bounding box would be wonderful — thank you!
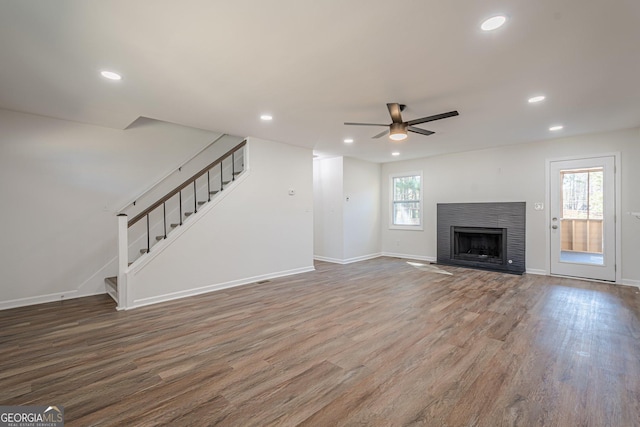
[1,257,639,425]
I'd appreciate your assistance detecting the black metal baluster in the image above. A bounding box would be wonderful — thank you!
[163,202,167,238]
[207,170,211,202]
[232,152,236,181]
[179,191,183,225]
[220,162,224,191]
[146,214,150,253]
[193,180,197,213]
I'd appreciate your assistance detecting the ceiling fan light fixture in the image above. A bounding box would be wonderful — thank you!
[389,123,407,141]
[344,103,458,140]
[389,133,407,141]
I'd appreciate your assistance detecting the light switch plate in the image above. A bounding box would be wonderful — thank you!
[534,202,544,211]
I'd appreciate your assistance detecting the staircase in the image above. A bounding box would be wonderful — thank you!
[106,140,247,308]
[105,276,118,301]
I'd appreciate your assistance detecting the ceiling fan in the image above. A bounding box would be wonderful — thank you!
[344,103,459,141]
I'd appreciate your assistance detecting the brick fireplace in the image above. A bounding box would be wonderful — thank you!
[437,202,525,274]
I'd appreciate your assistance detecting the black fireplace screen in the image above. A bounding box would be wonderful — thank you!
[452,226,507,265]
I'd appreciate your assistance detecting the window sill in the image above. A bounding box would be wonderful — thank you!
[389,225,424,231]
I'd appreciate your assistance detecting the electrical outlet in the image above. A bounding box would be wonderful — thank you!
[534,202,544,211]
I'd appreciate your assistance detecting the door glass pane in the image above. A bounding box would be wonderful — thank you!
[559,167,604,265]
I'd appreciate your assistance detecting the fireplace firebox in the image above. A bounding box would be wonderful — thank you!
[452,227,507,265]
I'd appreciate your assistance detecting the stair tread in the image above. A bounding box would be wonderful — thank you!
[140,249,149,254]
[184,212,193,216]
[170,223,180,228]
[105,277,118,303]
[156,236,164,241]
[198,201,206,205]
[209,190,219,195]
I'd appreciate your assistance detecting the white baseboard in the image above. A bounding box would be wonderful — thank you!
[621,278,640,289]
[129,265,316,310]
[0,288,107,311]
[314,253,382,265]
[526,268,547,276]
[313,255,345,264]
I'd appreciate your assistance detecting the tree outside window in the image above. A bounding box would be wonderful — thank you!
[392,174,422,227]
[561,168,603,220]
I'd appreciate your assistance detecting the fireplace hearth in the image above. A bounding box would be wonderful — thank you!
[437,202,525,274]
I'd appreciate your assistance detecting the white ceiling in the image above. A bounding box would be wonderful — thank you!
[1,1,639,163]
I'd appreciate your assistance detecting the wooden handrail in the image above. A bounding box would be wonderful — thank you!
[128,140,246,227]
[117,134,228,213]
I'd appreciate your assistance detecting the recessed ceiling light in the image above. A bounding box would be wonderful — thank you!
[481,15,507,31]
[260,114,273,121]
[528,95,546,103]
[549,125,564,131]
[391,152,400,156]
[344,138,354,144]
[100,70,122,80]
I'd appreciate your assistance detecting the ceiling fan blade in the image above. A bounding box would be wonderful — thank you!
[372,129,389,139]
[408,126,435,136]
[406,110,459,126]
[344,122,388,126]
[387,103,404,123]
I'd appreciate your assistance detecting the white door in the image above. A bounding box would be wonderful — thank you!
[549,156,616,281]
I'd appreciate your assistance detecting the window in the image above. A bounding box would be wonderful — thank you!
[391,172,422,229]
[561,168,603,220]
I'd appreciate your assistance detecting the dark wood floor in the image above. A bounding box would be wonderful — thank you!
[2,258,639,426]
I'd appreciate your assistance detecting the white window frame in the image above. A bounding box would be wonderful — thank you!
[389,171,423,230]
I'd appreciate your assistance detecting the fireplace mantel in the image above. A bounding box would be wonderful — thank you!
[437,202,525,274]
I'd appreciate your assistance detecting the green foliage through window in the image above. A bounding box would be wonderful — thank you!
[392,175,421,226]
[561,168,603,220]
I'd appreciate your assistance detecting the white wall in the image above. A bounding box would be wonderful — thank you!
[380,127,640,285]
[0,109,221,309]
[343,157,381,261]
[126,137,315,308]
[313,157,344,261]
[313,156,381,263]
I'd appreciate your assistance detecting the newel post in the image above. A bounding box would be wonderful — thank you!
[117,214,129,309]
